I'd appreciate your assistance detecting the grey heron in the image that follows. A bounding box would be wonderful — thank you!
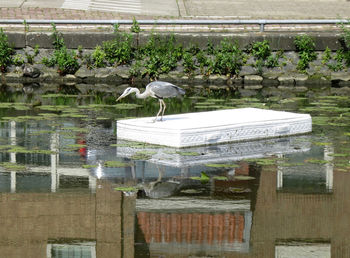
[116,81,185,122]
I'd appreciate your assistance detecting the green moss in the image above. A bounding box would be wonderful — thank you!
[131,153,152,160]
[104,161,132,167]
[60,113,88,118]
[328,153,349,157]
[278,162,305,167]
[62,127,89,133]
[235,176,255,180]
[29,130,55,135]
[38,105,68,111]
[312,142,332,146]
[0,162,27,171]
[82,164,98,168]
[205,163,239,168]
[111,141,160,149]
[114,186,138,192]
[41,94,82,98]
[213,176,228,181]
[190,172,210,183]
[245,158,276,166]
[176,151,200,156]
[66,144,87,149]
[304,158,329,164]
[115,103,143,110]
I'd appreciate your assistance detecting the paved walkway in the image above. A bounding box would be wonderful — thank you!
[1,0,350,20]
[0,0,350,33]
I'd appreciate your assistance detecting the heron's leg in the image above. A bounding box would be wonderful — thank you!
[160,100,166,121]
[153,99,163,122]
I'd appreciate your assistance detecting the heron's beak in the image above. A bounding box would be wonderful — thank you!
[116,96,122,102]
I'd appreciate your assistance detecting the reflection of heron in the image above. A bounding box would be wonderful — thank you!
[116,81,185,122]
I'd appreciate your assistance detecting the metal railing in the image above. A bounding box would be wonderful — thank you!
[0,19,348,32]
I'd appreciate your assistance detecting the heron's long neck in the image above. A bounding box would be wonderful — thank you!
[134,88,148,99]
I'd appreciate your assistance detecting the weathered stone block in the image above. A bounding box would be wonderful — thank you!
[7,32,26,49]
[244,75,263,85]
[331,72,350,81]
[278,75,294,85]
[239,66,257,76]
[294,74,309,86]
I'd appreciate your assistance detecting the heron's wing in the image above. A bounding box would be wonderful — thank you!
[148,81,185,98]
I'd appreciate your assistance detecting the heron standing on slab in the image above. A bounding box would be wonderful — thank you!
[116,81,185,122]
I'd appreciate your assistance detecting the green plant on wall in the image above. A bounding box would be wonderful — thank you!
[183,51,197,75]
[294,34,317,71]
[248,40,283,73]
[140,34,183,79]
[92,45,107,68]
[103,32,134,66]
[0,28,14,72]
[209,39,243,76]
[338,20,350,66]
[130,17,141,33]
[251,40,271,60]
[43,24,80,75]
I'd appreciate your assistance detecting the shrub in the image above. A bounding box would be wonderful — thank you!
[294,35,317,71]
[43,24,80,75]
[130,17,141,33]
[248,40,282,70]
[321,47,332,65]
[337,20,350,67]
[338,20,350,50]
[55,47,80,75]
[92,45,107,68]
[251,40,271,60]
[103,32,134,65]
[183,52,196,74]
[210,39,243,76]
[0,28,14,72]
[13,54,25,66]
[129,60,142,77]
[141,34,183,79]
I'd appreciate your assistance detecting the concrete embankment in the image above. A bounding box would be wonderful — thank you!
[1,31,350,88]
[5,31,344,50]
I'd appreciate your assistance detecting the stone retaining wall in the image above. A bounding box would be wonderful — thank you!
[1,31,350,88]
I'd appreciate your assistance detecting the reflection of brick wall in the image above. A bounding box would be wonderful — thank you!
[251,167,350,258]
[0,180,135,258]
[137,212,245,245]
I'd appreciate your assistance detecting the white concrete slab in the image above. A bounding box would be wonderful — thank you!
[116,108,312,148]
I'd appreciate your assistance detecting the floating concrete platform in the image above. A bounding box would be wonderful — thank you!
[116,108,312,148]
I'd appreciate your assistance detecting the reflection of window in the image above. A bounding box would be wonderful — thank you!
[47,242,96,258]
[59,175,89,189]
[275,241,330,258]
[276,146,333,194]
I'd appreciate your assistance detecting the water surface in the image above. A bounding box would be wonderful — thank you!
[0,83,349,257]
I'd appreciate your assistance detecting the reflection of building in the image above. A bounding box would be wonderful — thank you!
[0,180,135,258]
[136,200,252,257]
[251,163,349,257]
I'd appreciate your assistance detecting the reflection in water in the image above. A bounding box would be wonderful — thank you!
[0,180,135,257]
[0,84,350,257]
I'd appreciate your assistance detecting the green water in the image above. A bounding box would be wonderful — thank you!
[0,82,349,257]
